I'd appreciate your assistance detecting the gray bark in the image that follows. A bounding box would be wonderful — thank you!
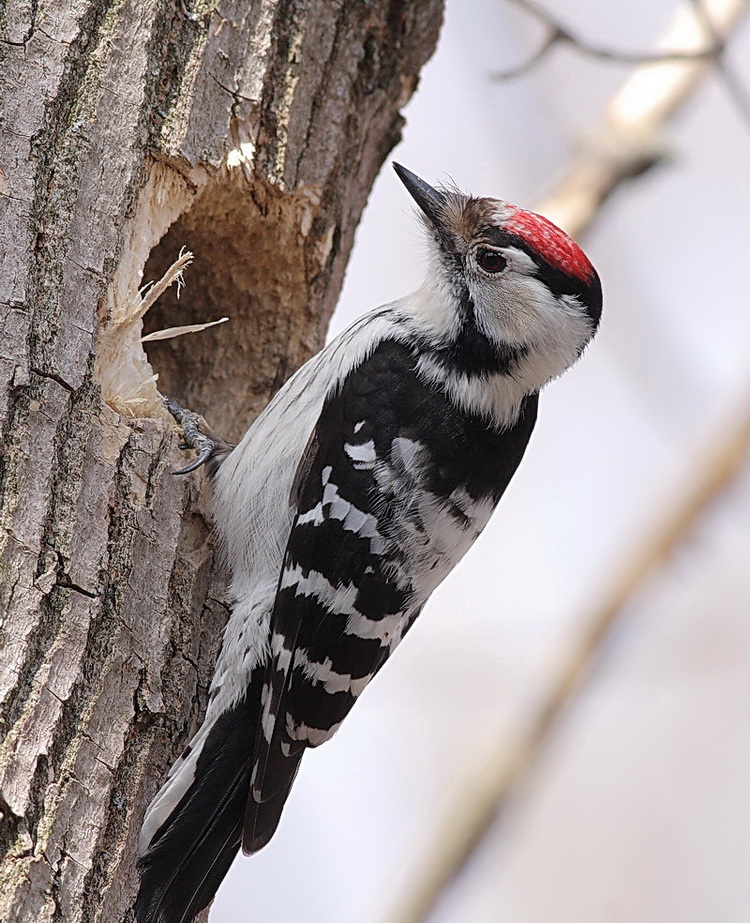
[0,1,442,919]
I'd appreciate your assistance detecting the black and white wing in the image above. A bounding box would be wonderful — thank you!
[243,338,538,852]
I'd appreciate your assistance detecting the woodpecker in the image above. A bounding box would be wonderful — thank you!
[135,165,602,923]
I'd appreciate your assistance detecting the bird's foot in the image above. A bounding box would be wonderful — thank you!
[164,398,225,475]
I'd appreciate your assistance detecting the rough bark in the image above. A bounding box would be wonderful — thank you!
[0,1,443,920]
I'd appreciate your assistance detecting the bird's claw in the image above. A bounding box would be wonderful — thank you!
[165,397,216,475]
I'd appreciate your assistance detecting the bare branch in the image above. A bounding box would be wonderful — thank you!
[492,29,559,81]
[689,0,750,126]
[492,0,725,82]
[539,0,750,238]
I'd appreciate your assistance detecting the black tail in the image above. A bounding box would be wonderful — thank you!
[243,747,304,854]
[135,679,261,923]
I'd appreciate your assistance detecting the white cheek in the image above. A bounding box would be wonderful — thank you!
[469,274,555,345]
[469,271,595,390]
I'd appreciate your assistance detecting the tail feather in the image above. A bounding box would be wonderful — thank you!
[135,678,261,923]
[242,749,303,854]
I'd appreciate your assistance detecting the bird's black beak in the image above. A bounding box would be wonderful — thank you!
[393,163,446,229]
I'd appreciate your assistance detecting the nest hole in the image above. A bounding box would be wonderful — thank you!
[142,182,311,441]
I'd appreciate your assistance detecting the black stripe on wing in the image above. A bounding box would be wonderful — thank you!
[245,342,419,837]
[245,339,538,851]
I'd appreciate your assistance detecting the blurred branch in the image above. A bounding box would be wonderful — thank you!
[393,401,750,923]
[390,2,750,922]
[492,0,725,80]
[537,0,750,238]
[688,0,750,126]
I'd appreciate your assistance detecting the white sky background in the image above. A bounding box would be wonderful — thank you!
[213,1,750,920]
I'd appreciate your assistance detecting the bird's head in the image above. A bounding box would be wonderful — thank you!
[393,164,602,396]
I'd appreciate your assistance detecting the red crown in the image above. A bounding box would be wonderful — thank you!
[505,208,594,283]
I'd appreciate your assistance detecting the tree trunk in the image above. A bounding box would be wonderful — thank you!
[0,2,442,919]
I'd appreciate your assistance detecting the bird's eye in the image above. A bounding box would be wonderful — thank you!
[476,249,507,274]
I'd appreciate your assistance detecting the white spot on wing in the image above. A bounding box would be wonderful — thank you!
[261,687,276,741]
[343,505,370,534]
[295,647,372,696]
[281,565,359,616]
[289,718,343,747]
[328,493,351,520]
[345,609,402,641]
[279,564,405,642]
[345,439,376,468]
[276,646,292,671]
[296,470,387,554]
[297,502,325,526]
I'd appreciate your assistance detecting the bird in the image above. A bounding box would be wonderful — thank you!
[134,164,602,923]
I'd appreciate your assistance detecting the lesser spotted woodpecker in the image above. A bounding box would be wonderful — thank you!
[135,165,602,923]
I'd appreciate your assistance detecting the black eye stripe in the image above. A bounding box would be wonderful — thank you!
[476,248,507,274]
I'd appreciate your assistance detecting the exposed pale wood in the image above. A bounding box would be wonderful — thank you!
[0,1,443,919]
